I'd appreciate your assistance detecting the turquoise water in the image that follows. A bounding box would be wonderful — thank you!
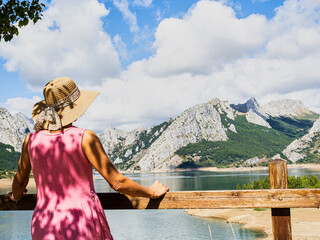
[1,167,320,239]
[94,167,320,192]
[0,210,265,240]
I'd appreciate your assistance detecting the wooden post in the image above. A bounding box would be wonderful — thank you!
[269,159,292,240]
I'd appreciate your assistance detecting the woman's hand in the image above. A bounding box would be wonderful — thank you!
[83,130,169,199]
[149,181,169,199]
[7,189,27,202]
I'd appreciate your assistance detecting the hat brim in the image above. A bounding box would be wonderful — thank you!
[32,90,100,129]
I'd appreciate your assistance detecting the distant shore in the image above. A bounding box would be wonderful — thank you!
[185,208,320,239]
[1,163,320,193]
[150,163,320,173]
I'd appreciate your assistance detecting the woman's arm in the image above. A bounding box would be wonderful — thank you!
[82,130,169,199]
[8,134,31,202]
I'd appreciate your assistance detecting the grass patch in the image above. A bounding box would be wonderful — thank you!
[253,208,268,211]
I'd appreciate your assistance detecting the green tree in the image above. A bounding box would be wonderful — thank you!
[239,175,320,189]
[0,0,45,41]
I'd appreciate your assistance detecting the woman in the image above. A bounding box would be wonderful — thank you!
[7,77,169,240]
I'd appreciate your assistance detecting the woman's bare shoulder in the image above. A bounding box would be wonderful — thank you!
[82,129,104,150]
[83,129,99,141]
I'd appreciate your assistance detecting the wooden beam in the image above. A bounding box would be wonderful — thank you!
[269,159,292,240]
[1,188,320,210]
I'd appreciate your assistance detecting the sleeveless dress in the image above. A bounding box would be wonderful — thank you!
[28,126,113,240]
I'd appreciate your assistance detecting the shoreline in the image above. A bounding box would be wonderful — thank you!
[0,178,37,195]
[1,163,320,192]
[185,208,320,239]
[145,163,320,173]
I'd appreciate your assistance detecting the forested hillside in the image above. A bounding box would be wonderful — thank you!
[176,115,306,168]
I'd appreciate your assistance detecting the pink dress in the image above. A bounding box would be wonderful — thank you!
[28,126,113,240]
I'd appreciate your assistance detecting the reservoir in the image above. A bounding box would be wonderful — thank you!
[1,167,320,239]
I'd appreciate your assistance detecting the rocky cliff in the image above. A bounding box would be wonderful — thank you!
[231,97,260,114]
[99,97,319,171]
[231,98,314,119]
[99,98,235,171]
[283,117,320,162]
[137,101,229,171]
[0,108,32,151]
[260,100,313,117]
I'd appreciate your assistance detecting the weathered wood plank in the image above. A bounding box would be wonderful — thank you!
[1,189,320,210]
[269,159,292,240]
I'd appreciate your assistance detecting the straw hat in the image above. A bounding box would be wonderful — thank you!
[32,77,99,131]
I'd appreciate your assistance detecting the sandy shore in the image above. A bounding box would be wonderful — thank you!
[0,178,37,194]
[185,208,320,239]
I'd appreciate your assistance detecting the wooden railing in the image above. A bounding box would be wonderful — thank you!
[1,159,320,240]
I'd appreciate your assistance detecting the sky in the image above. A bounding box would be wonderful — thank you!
[0,0,320,132]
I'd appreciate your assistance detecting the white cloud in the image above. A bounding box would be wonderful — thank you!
[146,1,267,77]
[2,96,42,117]
[133,0,153,7]
[113,0,139,32]
[2,0,320,132]
[0,0,121,91]
[88,0,320,131]
[113,34,129,60]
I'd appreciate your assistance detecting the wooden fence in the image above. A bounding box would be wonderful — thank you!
[1,159,320,240]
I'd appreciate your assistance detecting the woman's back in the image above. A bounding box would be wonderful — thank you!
[28,126,113,240]
[8,77,168,240]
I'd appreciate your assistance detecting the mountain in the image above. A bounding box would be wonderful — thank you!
[100,97,319,172]
[0,108,33,152]
[137,99,230,171]
[14,112,34,133]
[230,97,260,114]
[282,118,320,163]
[0,108,33,171]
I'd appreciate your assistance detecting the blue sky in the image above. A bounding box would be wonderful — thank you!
[1,0,320,131]
[1,0,284,101]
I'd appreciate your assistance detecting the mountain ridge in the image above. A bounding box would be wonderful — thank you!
[0,108,32,152]
[99,97,319,172]
[0,98,319,172]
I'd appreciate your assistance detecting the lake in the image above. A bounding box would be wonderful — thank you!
[1,167,320,239]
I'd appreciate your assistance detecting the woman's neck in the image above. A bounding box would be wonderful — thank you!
[43,123,73,133]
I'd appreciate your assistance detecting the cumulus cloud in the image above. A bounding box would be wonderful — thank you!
[2,96,42,117]
[88,0,320,130]
[2,0,320,132]
[0,0,121,91]
[146,1,267,76]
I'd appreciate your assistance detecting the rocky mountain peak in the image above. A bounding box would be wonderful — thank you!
[260,99,312,117]
[137,101,229,171]
[0,108,32,151]
[98,96,319,171]
[14,112,34,132]
[230,97,260,113]
[246,97,260,111]
[209,97,235,120]
[99,125,145,156]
